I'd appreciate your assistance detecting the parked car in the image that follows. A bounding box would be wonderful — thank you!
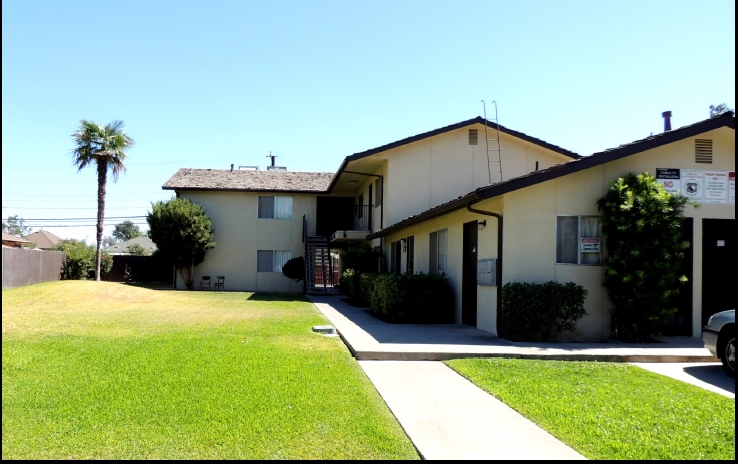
[702,309,735,377]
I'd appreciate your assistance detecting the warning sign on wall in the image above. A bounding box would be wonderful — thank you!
[729,172,736,205]
[680,169,705,202]
[703,171,729,204]
[656,168,681,194]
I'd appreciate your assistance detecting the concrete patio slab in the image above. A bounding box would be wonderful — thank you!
[307,295,717,363]
[359,360,585,460]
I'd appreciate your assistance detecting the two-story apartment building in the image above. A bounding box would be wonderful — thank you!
[163,112,735,341]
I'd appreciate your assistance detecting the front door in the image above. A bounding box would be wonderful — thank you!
[462,221,478,326]
[702,219,736,326]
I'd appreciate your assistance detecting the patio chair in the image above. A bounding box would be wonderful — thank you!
[214,276,225,291]
[199,276,211,290]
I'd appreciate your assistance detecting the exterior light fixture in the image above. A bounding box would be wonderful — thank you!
[478,220,487,230]
[348,180,358,184]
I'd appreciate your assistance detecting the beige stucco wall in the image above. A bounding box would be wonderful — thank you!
[380,126,734,341]
[176,190,317,292]
[352,124,573,229]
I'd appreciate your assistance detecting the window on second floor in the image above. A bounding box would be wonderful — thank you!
[258,196,292,219]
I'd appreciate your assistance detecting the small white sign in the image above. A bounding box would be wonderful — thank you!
[580,237,601,253]
[703,171,729,204]
[717,240,725,247]
[729,172,735,205]
[681,169,704,203]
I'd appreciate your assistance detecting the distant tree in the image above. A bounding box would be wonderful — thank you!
[70,120,134,281]
[102,235,120,248]
[147,198,215,290]
[597,172,691,342]
[112,220,142,241]
[710,103,734,118]
[52,239,113,280]
[127,243,149,256]
[2,215,32,237]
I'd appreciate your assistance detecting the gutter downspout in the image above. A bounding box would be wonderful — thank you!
[466,200,503,334]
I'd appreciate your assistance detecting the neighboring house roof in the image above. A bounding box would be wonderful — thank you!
[107,236,158,254]
[326,116,582,192]
[163,169,335,193]
[2,232,32,244]
[24,230,63,249]
[368,112,736,239]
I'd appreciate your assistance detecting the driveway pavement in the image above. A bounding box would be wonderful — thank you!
[631,362,734,398]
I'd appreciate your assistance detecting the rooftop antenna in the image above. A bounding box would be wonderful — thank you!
[266,151,277,167]
[481,100,503,185]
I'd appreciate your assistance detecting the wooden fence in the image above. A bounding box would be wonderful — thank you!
[2,247,65,289]
[102,255,174,284]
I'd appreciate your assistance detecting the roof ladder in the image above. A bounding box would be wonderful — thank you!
[481,100,503,184]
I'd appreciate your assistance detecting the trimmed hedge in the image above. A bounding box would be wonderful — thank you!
[369,272,454,323]
[500,281,587,341]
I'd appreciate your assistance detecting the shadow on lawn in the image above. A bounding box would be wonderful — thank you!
[247,293,309,303]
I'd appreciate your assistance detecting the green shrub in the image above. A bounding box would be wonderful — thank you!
[340,242,380,273]
[596,172,690,342]
[281,256,305,282]
[52,239,113,280]
[369,272,454,323]
[500,281,587,341]
[340,269,375,306]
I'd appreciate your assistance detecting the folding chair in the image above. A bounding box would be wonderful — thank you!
[214,276,225,291]
[199,276,211,290]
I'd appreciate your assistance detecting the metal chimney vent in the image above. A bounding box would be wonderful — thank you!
[694,139,713,164]
[468,129,478,145]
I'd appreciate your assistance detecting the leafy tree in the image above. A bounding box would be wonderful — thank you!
[52,239,113,280]
[2,215,32,237]
[147,198,215,290]
[112,220,142,241]
[70,120,134,281]
[127,243,149,256]
[597,172,690,342]
[102,235,120,248]
[710,103,734,118]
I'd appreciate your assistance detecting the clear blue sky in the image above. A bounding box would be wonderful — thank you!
[2,0,735,242]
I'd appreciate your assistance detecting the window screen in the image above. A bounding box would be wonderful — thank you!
[257,250,274,272]
[258,196,292,219]
[429,229,448,274]
[556,216,602,265]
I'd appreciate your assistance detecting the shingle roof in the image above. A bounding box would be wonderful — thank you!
[163,168,335,193]
[368,112,736,239]
[2,232,32,244]
[107,236,158,254]
[24,230,63,249]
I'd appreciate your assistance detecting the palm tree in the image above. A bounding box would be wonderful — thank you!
[71,120,134,281]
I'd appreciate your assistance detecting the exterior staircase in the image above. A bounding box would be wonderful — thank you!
[305,236,338,294]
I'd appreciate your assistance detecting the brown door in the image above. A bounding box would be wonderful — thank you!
[462,221,478,326]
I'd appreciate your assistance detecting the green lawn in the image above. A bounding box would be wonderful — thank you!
[2,281,418,459]
[446,358,734,460]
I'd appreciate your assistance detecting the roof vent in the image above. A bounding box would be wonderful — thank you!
[267,166,287,171]
[469,129,478,145]
[695,139,713,164]
[239,166,260,170]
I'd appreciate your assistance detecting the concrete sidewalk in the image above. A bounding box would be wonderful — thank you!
[307,294,717,362]
[359,360,585,460]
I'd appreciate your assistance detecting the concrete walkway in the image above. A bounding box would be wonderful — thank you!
[307,294,717,363]
[360,360,585,460]
[631,362,735,398]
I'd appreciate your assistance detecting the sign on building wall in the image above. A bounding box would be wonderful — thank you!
[656,169,735,205]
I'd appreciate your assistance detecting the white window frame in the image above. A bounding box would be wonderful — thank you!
[257,196,293,219]
[555,215,602,265]
[257,250,292,272]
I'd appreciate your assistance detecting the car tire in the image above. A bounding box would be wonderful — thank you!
[720,335,735,378]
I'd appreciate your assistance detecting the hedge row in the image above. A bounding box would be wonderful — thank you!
[341,270,454,323]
